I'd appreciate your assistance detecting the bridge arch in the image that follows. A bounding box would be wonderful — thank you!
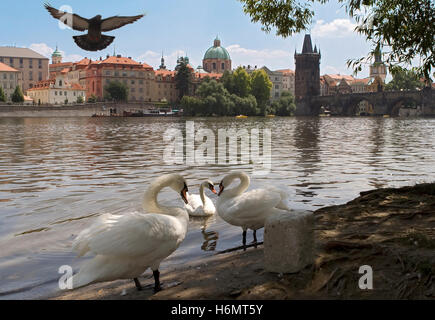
[388,96,422,116]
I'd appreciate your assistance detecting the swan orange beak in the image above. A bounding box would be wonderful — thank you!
[211,187,217,194]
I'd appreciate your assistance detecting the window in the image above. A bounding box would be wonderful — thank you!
[139,79,143,85]
[9,58,13,66]
[55,91,58,96]
[38,59,42,69]
[20,58,23,68]
[29,71,33,80]
[59,80,62,87]
[221,63,225,70]
[29,59,33,69]
[64,91,67,96]
[212,63,216,70]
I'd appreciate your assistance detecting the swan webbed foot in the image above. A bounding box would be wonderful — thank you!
[153,270,162,293]
[133,278,142,291]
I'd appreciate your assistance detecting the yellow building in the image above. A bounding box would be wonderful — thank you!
[0,62,21,101]
[0,47,49,92]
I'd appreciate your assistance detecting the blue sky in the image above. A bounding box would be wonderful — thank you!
[1,0,374,77]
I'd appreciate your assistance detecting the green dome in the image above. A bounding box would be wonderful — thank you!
[52,46,62,57]
[203,37,231,60]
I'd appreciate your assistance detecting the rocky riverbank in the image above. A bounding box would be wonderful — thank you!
[52,182,435,300]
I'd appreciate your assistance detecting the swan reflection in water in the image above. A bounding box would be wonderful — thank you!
[190,215,219,252]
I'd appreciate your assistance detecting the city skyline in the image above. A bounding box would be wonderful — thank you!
[1,0,376,77]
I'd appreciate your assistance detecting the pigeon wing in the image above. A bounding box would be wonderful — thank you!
[44,3,89,31]
[100,15,144,32]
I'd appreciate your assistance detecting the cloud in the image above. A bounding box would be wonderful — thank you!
[312,19,357,38]
[226,44,291,70]
[28,43,83,62]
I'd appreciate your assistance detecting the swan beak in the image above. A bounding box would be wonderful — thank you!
[181,185,189,204]
[211,188,217,194]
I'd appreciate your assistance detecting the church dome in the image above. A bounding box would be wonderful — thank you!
[52,46,62,58]
[203,37,231,60]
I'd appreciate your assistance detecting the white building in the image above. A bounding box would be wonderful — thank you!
[27,73,86,105]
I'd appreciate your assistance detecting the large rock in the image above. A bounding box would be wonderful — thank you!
[264,210,314,274]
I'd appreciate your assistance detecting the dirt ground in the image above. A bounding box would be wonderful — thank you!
[52,183,435,300]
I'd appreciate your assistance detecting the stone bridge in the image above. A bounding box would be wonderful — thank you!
[295,88,435,116]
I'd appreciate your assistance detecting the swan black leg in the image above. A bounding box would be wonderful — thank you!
[253,229,258,248]
[133,278,142,291]
[242,230,247,251]
[153,270,162,293]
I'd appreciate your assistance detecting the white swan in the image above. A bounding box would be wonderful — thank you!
[71,173,190,292]
[185,180,217,217]
[216,171,291,250]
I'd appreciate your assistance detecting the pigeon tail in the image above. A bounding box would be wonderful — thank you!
[73,34,115,51]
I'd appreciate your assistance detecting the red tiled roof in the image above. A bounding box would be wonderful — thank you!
[27,79,55,91]
[276,69,295,75]
[49,62,73,68]
[0,62,19,72]
[155,70,176,77]
[101,56,141,65]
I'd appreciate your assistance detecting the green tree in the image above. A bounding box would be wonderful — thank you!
[11,86,24,103]
[270,91,296,116]
[250,69,272,115]
[231,94,258,116]
[239,0,434,79]
[105,81,129,102]
[0,86,6,102]
[232,67,251,97]
[175,61,193,100]
[222,70,236,94]
[385,67,425,91]
[76,95,84,104]
[88,94,97,103]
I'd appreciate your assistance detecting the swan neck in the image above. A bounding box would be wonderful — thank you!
[199,184,206,206]
[234,173,250,195]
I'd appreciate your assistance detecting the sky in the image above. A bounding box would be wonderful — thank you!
[1,0,376,78]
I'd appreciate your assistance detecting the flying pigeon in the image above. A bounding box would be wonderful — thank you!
[44,3,144,51]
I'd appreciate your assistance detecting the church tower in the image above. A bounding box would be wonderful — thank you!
[370,49,387,83]
[159,52,166,70]
[51,45,62,64]
[294,34,321,100]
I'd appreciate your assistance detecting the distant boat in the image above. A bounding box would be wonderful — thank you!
[236,115,248,119]
[266,115,275,118]
[383,115,390,118]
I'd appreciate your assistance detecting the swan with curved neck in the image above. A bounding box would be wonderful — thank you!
[217,171,291,250]
[185,180,217,217]
[71,173,190,293]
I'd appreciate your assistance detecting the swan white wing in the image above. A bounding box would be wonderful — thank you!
[73,212,183,258]
[186,193,203,210]
[219,189,281,220]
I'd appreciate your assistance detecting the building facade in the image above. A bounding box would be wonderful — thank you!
[0,62,21,101]
[203,37,232,74]
[0,47,49,92]
[27,73,86,105]
[294,34,321,100]
[276,69,295,96]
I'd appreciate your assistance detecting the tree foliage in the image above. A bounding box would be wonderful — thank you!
[269,91,297,116]
[87,94,97,103]
[385,66,425,91]
[181,79,258,116]
[239,0,434,79]
[175,61,193,100]
[250,69,272,115]
[0,86,6,102]
[11,86,24,103]
[232,67,251,97]
[105,81,129,102]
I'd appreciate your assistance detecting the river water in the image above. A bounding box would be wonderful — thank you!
[0,116,434,299]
